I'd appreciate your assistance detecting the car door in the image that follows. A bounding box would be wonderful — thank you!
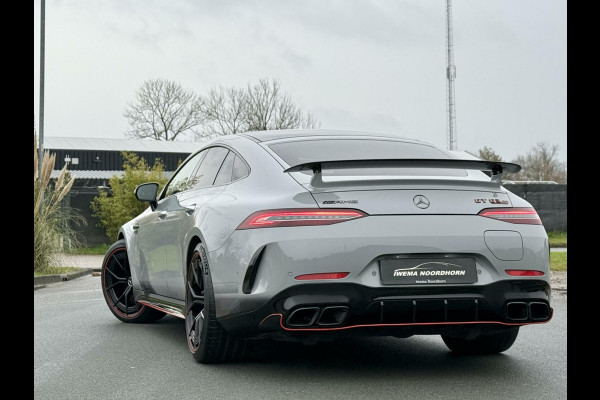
[134,150,206,296]
[162,146,232,300]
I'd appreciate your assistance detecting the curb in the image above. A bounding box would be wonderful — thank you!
[33,268,93,286]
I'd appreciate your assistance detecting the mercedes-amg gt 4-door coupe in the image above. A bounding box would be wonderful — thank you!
[101,130,552,363]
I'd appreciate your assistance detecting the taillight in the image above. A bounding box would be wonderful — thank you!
[505,270,545,276]
[478,207,542,225]
[237,209,367,230]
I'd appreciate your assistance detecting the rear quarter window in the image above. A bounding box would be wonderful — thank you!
[213,151,236,186]
[193,147,230,188]
[232,154,250,181]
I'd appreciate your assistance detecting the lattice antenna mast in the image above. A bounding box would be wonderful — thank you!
[445,0,457,150]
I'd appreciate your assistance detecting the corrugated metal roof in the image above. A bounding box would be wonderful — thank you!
[50,170,174,179]
[44,136,200,153]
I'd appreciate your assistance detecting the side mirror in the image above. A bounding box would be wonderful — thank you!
[134,182,159,211]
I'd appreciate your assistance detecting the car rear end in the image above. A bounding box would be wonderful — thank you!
[213,135,552,341]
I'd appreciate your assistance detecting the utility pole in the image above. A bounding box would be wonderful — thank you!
[38,0,45,179]
[445,0,457,151]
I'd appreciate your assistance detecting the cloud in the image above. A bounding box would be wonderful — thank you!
[314,107,404,136]
[34,0,566,162]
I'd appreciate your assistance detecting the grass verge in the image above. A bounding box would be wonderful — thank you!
[547,231,567,247]
[33,266,80,276]
[550,252,567,271]
[68,244,111,255]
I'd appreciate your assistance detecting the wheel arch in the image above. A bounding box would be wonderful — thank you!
[186,235,202,273]
[184,226,210,278]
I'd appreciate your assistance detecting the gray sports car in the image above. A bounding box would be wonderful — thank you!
[101,129,552,363]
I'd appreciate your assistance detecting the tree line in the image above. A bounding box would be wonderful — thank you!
[475,143,567,183]
[123,77,318,142]
[122,77,565,184]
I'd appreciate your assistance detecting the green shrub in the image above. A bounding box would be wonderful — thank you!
[91,152,168,240]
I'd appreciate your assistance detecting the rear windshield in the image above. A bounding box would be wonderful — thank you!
[268,139,467,178]
[269,139,448,165]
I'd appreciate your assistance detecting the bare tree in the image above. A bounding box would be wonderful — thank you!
[196,78,318,139]
[477,146,503,161]
[199,86,249,139]
[507,141,567,183]
[124,78,204,141]
[245,78,317,131]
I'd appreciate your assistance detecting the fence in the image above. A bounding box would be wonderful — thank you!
[68,182,567,247]
[504,183,567,231]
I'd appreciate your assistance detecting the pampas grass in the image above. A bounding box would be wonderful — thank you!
[34,133,81,272]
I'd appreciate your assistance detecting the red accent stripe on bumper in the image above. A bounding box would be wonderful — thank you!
[259,311,553,331]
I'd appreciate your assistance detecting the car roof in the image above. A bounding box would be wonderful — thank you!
[239,129,432,145]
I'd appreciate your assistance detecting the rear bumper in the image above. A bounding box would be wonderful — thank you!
[208,215,550,322]
[217,280,552,339]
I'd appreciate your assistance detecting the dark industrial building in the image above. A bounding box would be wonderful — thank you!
[46,137,194,246]
[44,137,566,247]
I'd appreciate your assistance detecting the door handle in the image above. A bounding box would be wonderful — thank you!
[158,211,168,219]
[184,204,196,215]
[133,223,139,233]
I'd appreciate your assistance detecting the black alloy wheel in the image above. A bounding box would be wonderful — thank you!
[186,249,205,352]
[185,243,246,363]
[101,240,165,323]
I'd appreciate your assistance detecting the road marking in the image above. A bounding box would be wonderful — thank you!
[35,289,102,295]
[35,298,104,305]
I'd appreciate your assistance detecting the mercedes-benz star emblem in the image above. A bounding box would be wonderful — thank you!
[413,195,430,209]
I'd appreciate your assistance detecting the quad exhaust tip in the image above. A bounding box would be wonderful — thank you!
[286,305,350,327]
[505,302,528,321]
[505,301,550,321]
[529,301,551,320]
[286,307,320,327]
[317,306,349,326]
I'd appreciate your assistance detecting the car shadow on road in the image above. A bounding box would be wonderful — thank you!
[141,315,524,379]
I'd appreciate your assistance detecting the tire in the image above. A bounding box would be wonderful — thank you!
[101,240,165,323]
[442,327,519,355]
[185,243,246,363]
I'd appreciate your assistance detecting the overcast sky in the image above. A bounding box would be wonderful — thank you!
[33,0,566,162]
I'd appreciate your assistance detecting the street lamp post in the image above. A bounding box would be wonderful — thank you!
[446,0,457,151]
[38,0,45,179]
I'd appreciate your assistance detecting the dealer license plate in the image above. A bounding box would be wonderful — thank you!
[379,257,478,285]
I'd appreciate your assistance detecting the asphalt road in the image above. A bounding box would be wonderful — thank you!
[34,275,567,400]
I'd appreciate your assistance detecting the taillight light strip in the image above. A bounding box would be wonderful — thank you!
[479,207,542,225]
[237,209,367,230]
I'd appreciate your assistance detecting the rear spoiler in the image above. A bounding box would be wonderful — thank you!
[283,159,521,186]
